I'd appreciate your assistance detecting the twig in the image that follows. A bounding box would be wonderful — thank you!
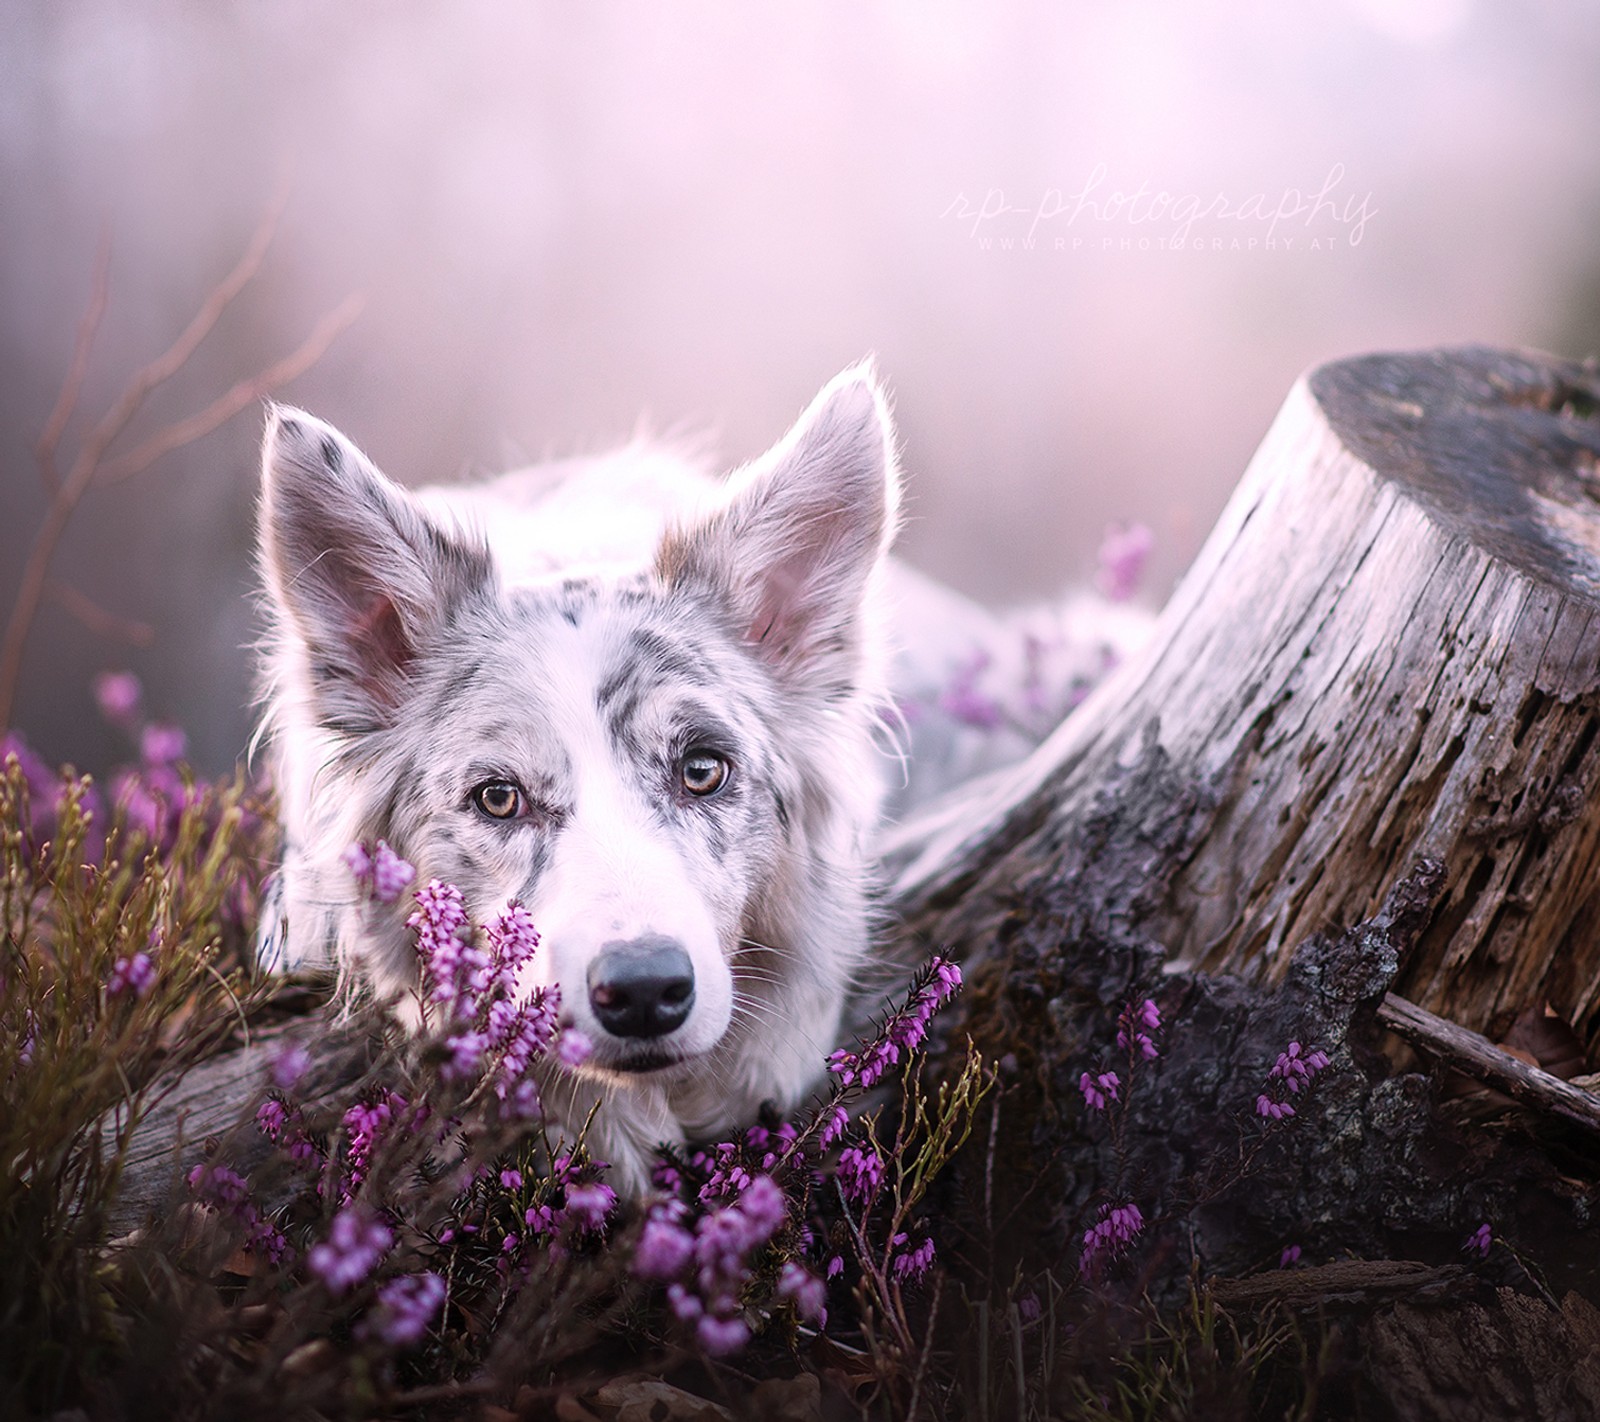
[35,230,112,497]
[0,194,357,730]
[97,295,363,486]
[45,581,156,648]
[1377,991,1600,1138]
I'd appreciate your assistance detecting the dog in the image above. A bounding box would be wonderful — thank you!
[255,366,904,1193]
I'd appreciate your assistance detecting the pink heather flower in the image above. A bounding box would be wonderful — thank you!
[342,1091,408,1194]
[270,1042,312,1094]
[308,1209,394,1294]
[486,902,540,974]
[564,1181,617,1233]
[667,1282,703,1320]
[343,841,374,886]
[94,671,142,727]
[1256,1094,1295,1121]
[696,1312,750,1356]
[524,1204,563,1239]
[555,1026,593,1069]
[140,723,187,766]
[1270,1041,1330,1093]
[408,880,475,1009]
[1079,1069,1120,1111]
[370,841,415,903]
[819,1105,850,1148]
[1465,1222,1492,1259]
[736,1174,787,1243]
[107,951,156,999]
[635,1217,695,1279]
[1096,521,1154,603]
[1117,999,1161,1059]
[891,1233,936,1284]
[505,1077,543,1120]
[836,1145,884,1206]
[187,1162,251,1215]
[939,648,1004,730]
[499,1168,524,1191]
[366,1272,445,1347]
[1280,1244,1302,1268]
[826,1255,844,1280]
[256,1098,288,1141]
[777,1260,827,1324]
[1081,1200,1144,1277]
[442,1029,488,1082]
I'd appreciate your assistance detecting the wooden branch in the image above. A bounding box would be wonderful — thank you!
[97,294,364,486]
[34,230,111,497]
[1377,991,1600,1138]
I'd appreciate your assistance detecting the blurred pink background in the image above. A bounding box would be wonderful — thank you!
[4,1,1599,773]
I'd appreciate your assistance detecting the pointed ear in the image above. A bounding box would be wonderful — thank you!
[259,406,495,728]
[655,363,900,685]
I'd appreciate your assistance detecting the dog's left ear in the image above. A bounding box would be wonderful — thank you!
[656,363,900,686]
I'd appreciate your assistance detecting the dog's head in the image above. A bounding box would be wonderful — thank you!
[259,368,899,1087]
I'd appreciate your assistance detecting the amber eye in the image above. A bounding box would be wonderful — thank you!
[680,751,730,798]
[471,780,524,820]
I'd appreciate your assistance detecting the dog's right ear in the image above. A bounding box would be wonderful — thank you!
[259,406,495,728]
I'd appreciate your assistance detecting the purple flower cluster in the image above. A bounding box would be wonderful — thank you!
[836,1144,884,1205]
[633,1173,788,1356]
[307,1207,394,1294]
[107,950,156,999]
[342,1090,414,1197]
[186,1161,291,1264]
[399,886,579,1110]
[1255,1040,1330,1120]
[1279,1244,1302,1268]
[345,838,416,904]
[508,1154,617,1253]
[1096,521,1154,603]
[939,648,1005,731]
[827,955,962,1089]
[408,881,478,1011]
[270,1041,311,1093]
[1078,1069,1120,1112]
[1465,1221,1492,1259]
[1117,998,1162,1060]
[94,670,142,727]
[1081,1199,1144,1278]
[776,1259,827,1324]
[363,1271,445,1347]
[890,1232,936,1284]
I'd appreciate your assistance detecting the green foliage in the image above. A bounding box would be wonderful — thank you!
[0,754,268,1415]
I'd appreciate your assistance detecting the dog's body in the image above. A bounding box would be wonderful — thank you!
[257,368,903,1192]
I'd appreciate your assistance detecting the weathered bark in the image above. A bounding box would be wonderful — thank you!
[886,345,1600,1051]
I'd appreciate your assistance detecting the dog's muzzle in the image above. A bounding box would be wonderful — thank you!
[586,936,696,1040]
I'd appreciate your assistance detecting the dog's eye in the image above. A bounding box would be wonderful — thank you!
[471,780,524,820]
[680,751,729,798]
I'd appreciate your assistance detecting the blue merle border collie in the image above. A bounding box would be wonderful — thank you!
[256,367,903,1192]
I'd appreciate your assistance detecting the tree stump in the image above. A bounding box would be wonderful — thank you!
[885,345,1600,1052]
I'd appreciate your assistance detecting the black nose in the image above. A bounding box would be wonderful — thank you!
[587,937,696,1040]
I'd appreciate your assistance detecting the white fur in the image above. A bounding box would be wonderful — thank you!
[257,366,900,1193]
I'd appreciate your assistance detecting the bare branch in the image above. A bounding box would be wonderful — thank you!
[1377,992,1600,1139]
[0,188,355,731]
[35,230,112,496]
[98,294,364,486]
[44,581,156,648]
